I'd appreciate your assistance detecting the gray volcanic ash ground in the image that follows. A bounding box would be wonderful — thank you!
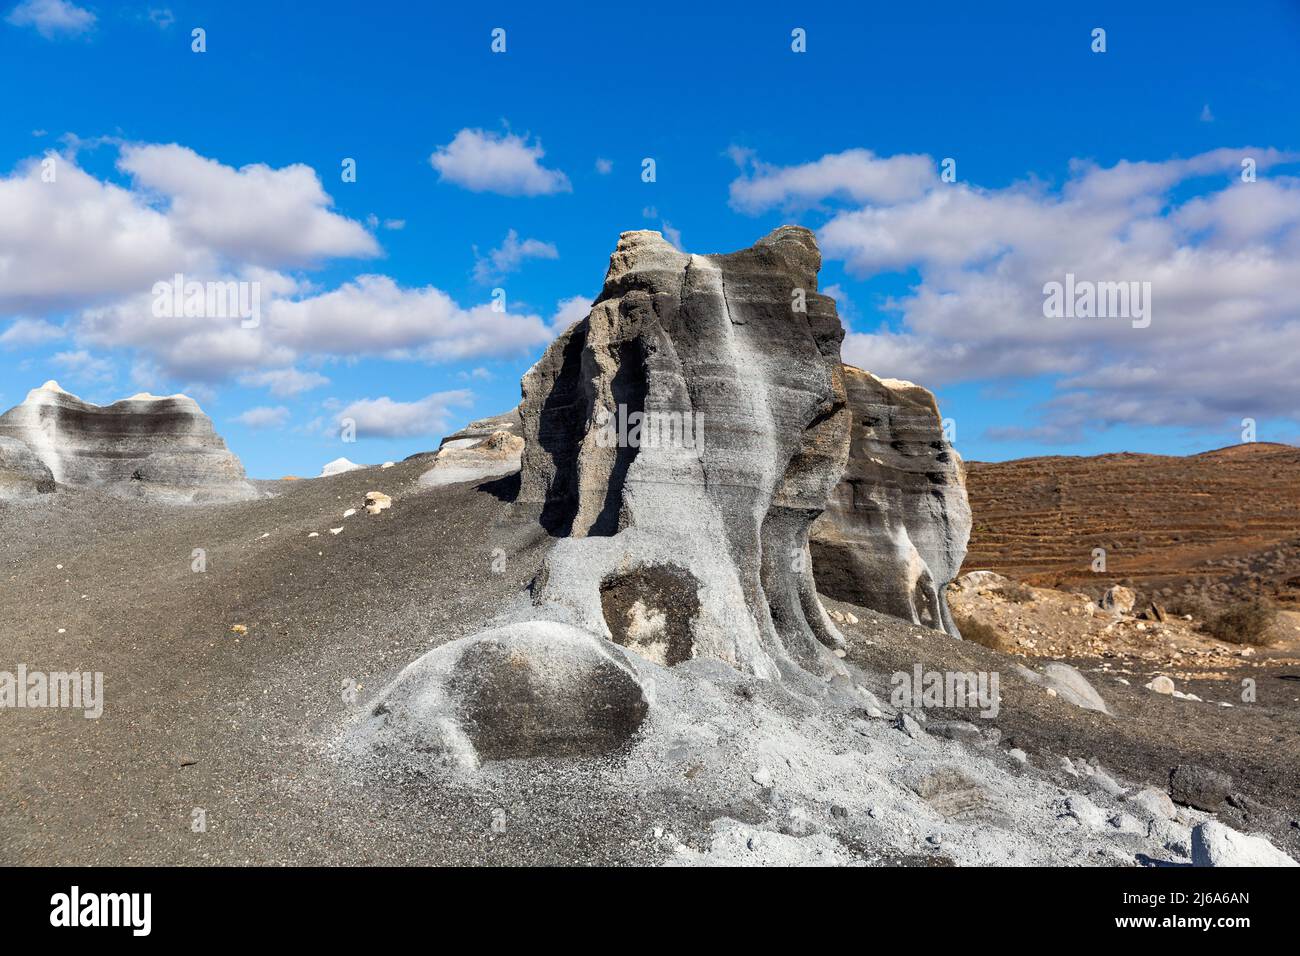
[3,455,1298,866]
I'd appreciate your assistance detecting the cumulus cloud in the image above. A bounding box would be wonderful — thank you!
[430,128,571,196]
[472,229,558,284]
[238,367,329,396]
[335,391,474,438]
[735,146,1300,438]
[550,295,592,332]
[0,154,202,314]
[0,317,64,348]
[117,144,378,266]
[6,0,95,38]
[729,147,936,213]
[51,348,114,385]
[234,405,290,429]
[75,273,557,381]
[0,142,564,387]
[265,275,557,362]
[0,145,375,316]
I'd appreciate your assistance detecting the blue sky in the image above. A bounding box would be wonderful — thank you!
[2,0,1299,476]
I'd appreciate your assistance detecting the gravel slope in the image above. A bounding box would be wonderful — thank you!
[2,461,1297,865]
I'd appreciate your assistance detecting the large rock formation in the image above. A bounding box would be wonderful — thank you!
[362,227,976,768]
[362,226,857,766]
[517,226,852,680]
[0,381,258,503]
[810,367,971,637]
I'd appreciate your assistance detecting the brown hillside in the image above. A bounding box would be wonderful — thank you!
[962,442,1300,605]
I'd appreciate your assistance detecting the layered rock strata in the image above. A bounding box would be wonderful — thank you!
[0,381,257,503]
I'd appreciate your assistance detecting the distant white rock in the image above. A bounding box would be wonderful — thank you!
[0,380,256,503]
[320,457,366,477]
[1146,675,1176,695]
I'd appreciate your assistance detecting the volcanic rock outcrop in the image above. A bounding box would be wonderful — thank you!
[810,367,971,636]
[363,226,857,766]
[0,381,257,503]
[362,228,978,769]
[417,408,524,488]
[517,226,852,680]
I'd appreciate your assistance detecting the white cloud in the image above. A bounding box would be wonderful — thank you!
[266,275,557,362]
[729,147,936,213]
[235,405,290,429]
[238,367,329,396]
[430,128,571,196]
[6,0,95,38]
[118,143,378,266]
[148,8,174,29]
[51,348,114,385]
[0,154,203,314]
[741,146,1300,438]
[73,272,557,382]
[335,391,474,438]
[0,317,64,348]
[550,295,592,332]
[2,140,579,395]
[595,158,613,175]
[472,229,558,283]
[0,145,375,315]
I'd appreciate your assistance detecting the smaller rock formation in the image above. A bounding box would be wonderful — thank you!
[1014,661,1109,714]
[361,622,649,769]
[0,381,257,503]
[1100,585,1136,615]
[320,457,366,477]
[810,366,971,637]
[364,491,391,515]
[417,409,523,488]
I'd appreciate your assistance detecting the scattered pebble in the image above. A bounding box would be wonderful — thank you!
[1145,675,1175,695]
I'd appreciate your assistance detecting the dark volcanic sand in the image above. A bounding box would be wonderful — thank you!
[2,461,1297,864]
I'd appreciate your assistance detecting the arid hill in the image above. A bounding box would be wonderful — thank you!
[962,442,1300,606]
